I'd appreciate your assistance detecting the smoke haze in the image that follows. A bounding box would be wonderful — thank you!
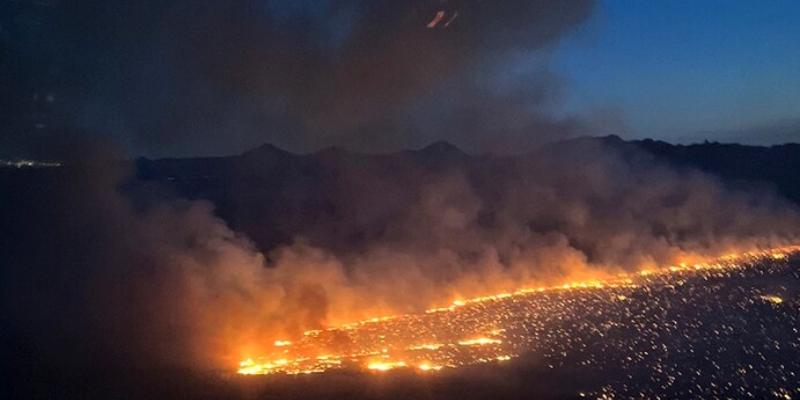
[2,0,598,157]
[3,0,800,381]
[3,139,799,372]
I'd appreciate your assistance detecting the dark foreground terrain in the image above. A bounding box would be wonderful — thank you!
[5,252,800,400]
[5,362,600,400]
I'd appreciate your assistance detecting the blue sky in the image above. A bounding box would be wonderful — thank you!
[554,0,800,144]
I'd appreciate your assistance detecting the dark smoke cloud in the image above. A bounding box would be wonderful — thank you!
[3,0,799,379]
[0,163,357,370]
[1,0,596,157]
[253,140,800,317]
[4,139,799,373]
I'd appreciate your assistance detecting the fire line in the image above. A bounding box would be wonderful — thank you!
[237,246,800,376]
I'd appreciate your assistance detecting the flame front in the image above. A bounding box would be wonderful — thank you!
[237,247,799,376]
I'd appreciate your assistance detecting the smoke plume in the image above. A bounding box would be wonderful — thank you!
[3,0,800,375]
[2,0,597,156]
[3,139,799,371]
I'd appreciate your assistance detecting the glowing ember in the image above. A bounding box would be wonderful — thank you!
[368,361,406,371]
[458,337,502,346]
[417,363,443,371]
[236,246,800,376]
[759,295,784,304]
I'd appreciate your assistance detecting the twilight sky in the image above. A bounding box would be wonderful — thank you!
[1,0,799,158]
[554,0,800,145]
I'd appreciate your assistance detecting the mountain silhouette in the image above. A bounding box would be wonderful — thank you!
[127,137,800,255]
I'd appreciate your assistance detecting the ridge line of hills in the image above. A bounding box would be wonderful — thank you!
[140,135,800,162]
[136,135,800,205]
[128,136,800,254]
[4,135,797,257]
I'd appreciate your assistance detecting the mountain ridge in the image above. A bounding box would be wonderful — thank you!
[125,136,800,256]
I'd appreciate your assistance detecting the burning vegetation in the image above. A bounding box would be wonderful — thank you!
[236,246,800,382]
[4,139,800,400]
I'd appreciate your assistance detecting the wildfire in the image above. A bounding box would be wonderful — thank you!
[236,246,800,376]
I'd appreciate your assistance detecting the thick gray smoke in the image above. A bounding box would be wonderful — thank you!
[4,139,799,371]
[3,0,598,156]
[3,0,799,375]
[253,140,800,323]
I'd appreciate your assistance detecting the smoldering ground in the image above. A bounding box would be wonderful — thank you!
[2,138,800,381]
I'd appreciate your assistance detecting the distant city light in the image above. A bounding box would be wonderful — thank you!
[0,159,61,168]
